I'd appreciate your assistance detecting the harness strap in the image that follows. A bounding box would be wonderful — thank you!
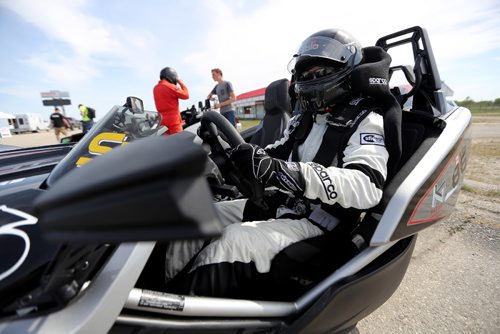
[275,98,384,232]
[309,97,379,168]
[312,125,344,167]
[291,110,313,161]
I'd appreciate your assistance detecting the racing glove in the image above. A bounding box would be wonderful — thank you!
[230,143,305,195]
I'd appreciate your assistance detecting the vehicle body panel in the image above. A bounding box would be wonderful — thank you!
[0,145,73,182]
[371,107,472,244]
[0,243,154,334]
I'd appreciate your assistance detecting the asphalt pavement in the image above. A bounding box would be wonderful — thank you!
[0,129,80,147]
[357,205,500,333]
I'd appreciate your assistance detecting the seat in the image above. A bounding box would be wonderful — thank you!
[249,78,291,147]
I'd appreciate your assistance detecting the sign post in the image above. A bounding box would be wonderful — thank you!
[40,90,71,116]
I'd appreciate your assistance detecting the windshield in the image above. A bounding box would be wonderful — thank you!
[46,105,165,187]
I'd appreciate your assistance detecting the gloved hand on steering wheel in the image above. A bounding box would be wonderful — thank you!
[230,143,305,195]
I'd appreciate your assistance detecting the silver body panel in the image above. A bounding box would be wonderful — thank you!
[0,242,154,334]
[370,107,471,245]
[123,241,396,318]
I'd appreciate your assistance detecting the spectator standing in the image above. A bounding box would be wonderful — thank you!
[49,107,70,142]
[208,68,237,127]
[79,104,94,133]
[153,67,190,135]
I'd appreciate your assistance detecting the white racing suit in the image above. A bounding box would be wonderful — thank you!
[166,101,389,298]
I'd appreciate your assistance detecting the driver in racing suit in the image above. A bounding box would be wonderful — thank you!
[167,29,390,298]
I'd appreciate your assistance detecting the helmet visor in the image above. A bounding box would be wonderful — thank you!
[287,36,357,73]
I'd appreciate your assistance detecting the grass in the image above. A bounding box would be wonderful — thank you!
[462,133,500,198]
[472,110,500,115]
[461,184,475,193]
[469,107,500,114]
[469,139,500,158]
[471,114,500,124]
[239,119,260,131]
[469,108,500,124]
[462,184,500,198]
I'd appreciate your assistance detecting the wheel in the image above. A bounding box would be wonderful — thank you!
[199,111,267,210]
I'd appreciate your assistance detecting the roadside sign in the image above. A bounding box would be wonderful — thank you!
[42,98,72,106]
[40,90,70,98]
[0,127,12,138]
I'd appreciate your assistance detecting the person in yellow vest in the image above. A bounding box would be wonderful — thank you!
[78,104,94,133]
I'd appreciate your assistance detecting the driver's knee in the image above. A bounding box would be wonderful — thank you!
[214,198,247,226]
[188,222,259,274]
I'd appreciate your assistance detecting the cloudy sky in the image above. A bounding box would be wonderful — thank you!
[0,0,499,120]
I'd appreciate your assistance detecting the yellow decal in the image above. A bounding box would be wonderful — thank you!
[76,132,128,166]
[76,157,93,166]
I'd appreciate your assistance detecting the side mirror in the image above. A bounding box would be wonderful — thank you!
[125,96,144,113]
[35,132,223,243]
[205,99,211,110]
[198,101,203,110]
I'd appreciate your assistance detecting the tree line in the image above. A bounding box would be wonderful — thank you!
[455,97,500,113]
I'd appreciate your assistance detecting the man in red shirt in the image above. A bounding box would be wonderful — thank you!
[153,67,189,135]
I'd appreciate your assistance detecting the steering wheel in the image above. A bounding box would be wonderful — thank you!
[199,111,267,210]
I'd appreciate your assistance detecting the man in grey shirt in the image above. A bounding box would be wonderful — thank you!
[208,68,237,127]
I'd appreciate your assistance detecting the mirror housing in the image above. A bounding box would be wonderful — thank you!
[125,96,144,113]
[35,132,223,243]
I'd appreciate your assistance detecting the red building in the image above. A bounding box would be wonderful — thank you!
[234,87,266,119]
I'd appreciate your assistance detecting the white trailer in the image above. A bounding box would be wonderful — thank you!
[12,113,50,134]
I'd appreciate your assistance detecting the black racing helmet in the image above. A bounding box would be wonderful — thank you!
[288,29,363,112]
[159,67,178,84]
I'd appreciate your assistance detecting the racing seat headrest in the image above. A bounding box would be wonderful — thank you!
[351,46,402,181]
[264,78,292,115]
[350,46,392,101]
[249,79,291,148]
